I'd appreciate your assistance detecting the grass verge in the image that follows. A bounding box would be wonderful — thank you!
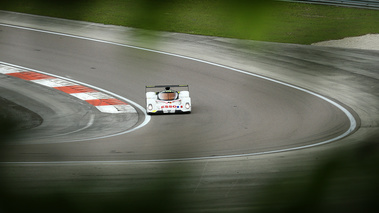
[1,0,379,44]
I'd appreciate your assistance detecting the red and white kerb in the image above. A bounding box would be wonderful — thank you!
[0,64,136,114]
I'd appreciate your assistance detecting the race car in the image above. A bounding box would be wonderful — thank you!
[145,85,191,114]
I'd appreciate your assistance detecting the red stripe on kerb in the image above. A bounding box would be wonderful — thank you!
[54,85,97,94]
[86,99,128,106]
[7,71,55,80]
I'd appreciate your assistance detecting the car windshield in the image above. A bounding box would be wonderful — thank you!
[158,91,178,101]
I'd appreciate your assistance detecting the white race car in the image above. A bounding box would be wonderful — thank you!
[145,85,191,114]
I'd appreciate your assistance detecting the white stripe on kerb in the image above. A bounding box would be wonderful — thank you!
[0,65,22,74]
[31,78,77,87]
[96,105,137,113]
[71,92,114,100]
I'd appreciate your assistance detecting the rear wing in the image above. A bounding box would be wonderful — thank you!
[145,85,189,93]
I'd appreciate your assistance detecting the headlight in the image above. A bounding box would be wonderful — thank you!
[148,104,153,111]
[185,103,190,109]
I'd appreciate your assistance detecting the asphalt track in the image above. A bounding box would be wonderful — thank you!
[1,11,379,212]
[0,21,359,163]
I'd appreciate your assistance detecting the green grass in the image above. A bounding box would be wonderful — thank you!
[1,0,379,44]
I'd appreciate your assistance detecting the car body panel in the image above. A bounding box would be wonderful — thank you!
[145,85,191,114]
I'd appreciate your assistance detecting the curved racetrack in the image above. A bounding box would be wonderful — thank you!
[0,24,356,162]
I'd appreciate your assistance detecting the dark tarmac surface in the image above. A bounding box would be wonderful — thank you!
[0,24,355,162]
[0,11,378,212]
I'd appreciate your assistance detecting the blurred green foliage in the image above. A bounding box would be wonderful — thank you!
[251,135,379,213]
[1,1,379,212]
[1,0,379,44]
[1,138,378,213]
